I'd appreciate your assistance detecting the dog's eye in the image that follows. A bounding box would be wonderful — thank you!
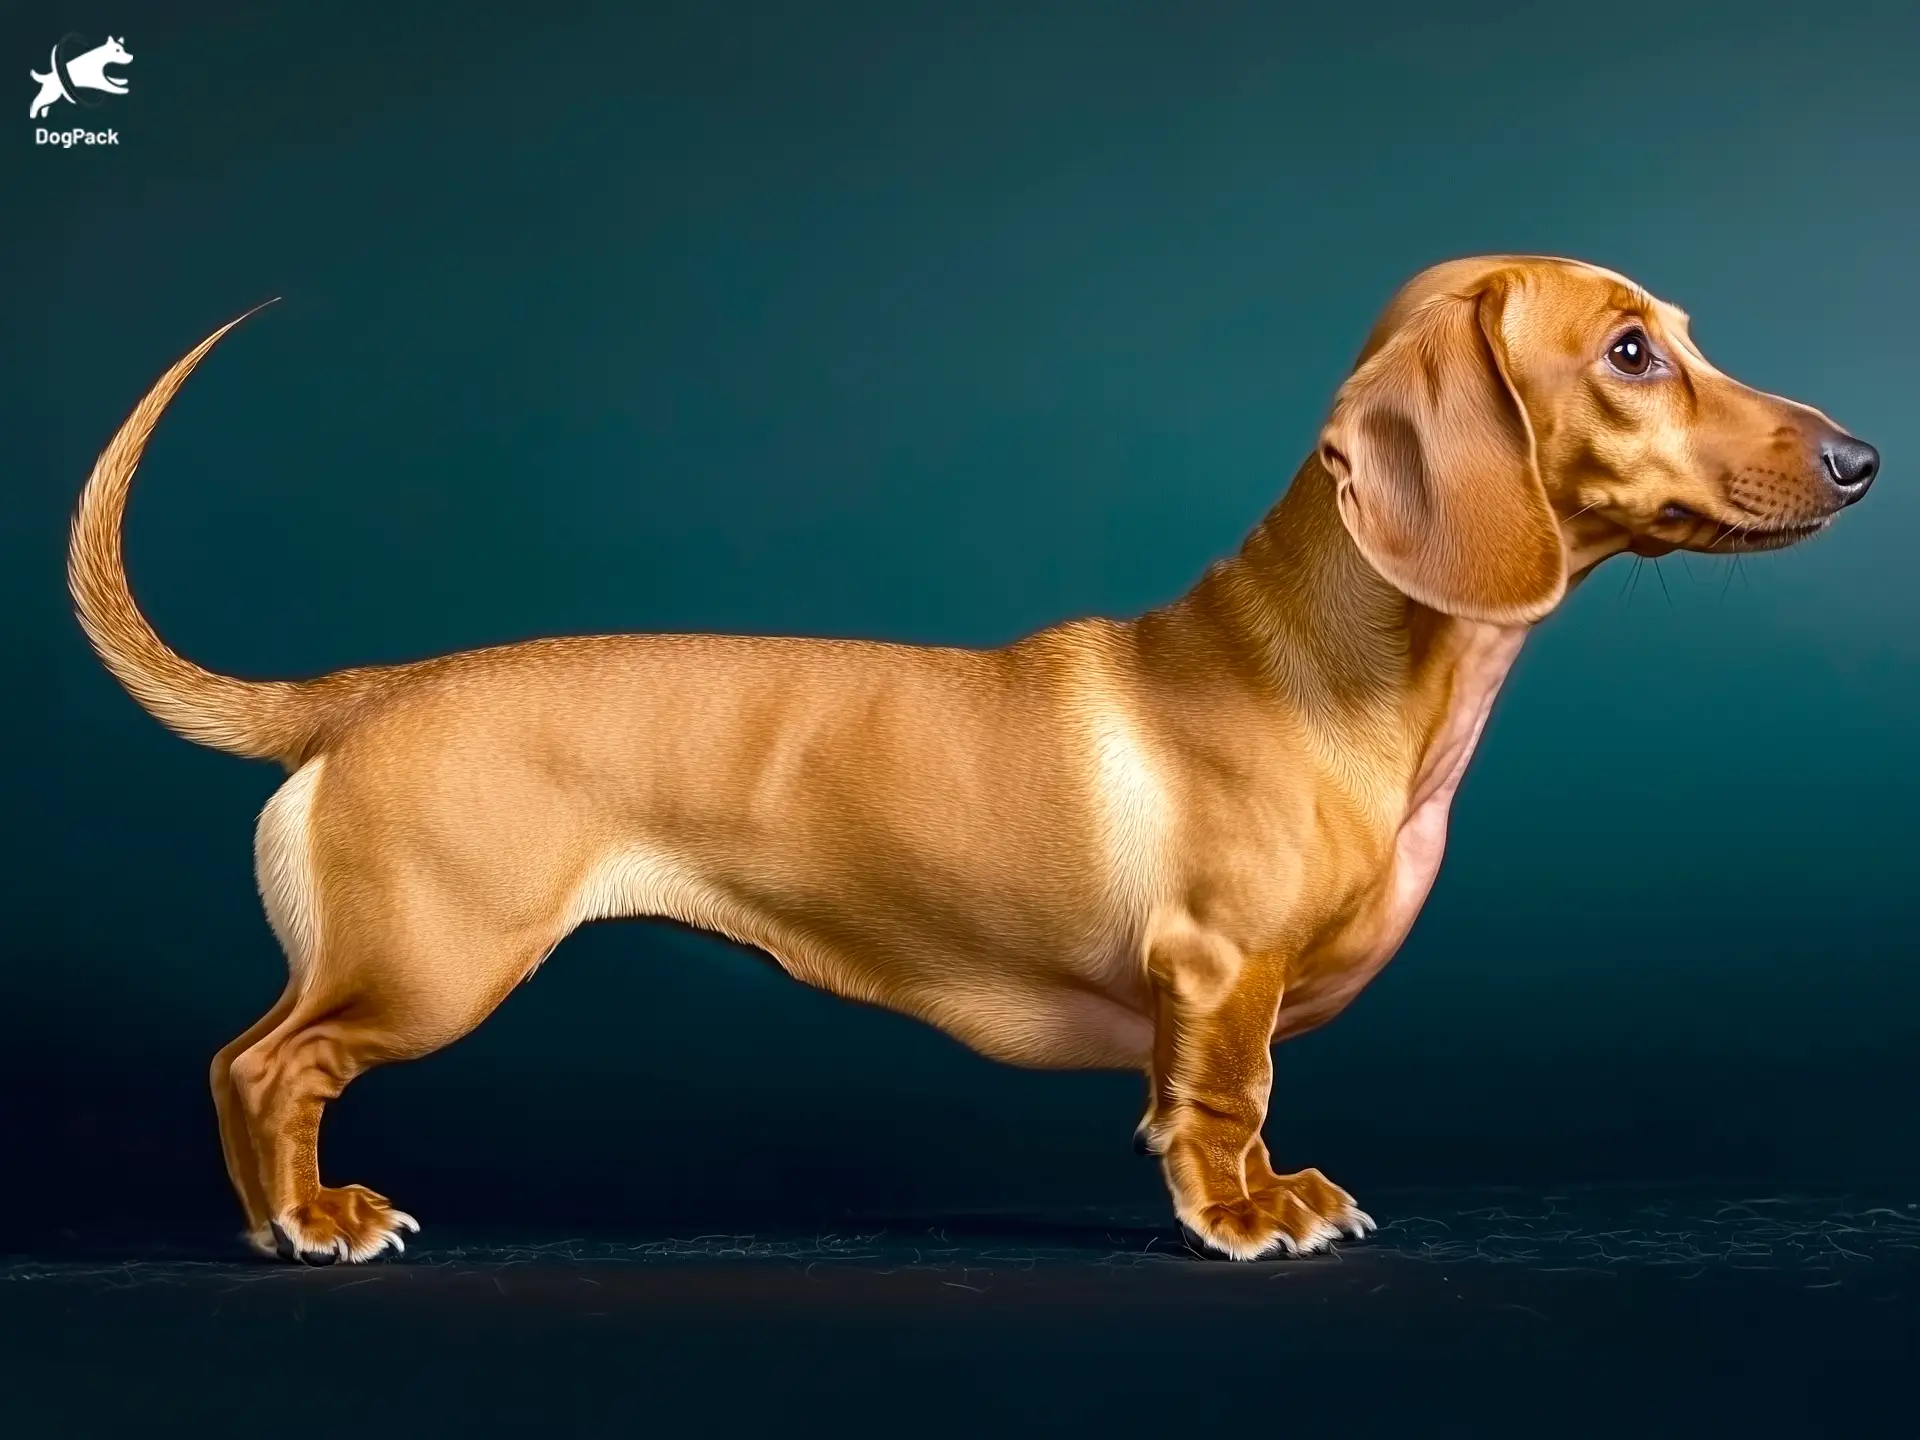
[1607,329,1653,377]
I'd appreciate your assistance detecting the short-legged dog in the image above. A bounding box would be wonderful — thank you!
[69,256,1877,1262]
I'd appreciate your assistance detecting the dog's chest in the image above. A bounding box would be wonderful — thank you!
[1278,627,1525,1033]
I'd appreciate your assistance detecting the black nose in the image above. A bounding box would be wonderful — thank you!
[1822,435,1879,501]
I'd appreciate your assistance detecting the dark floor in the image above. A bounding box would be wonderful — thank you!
[5,1186,1916,1437]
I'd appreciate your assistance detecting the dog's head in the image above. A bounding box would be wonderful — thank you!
[101,36,133,65]
[1316,255,1877,625]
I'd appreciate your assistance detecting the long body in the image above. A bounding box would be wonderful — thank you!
[255,481,1510,1069]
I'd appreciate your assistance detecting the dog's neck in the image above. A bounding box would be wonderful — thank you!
[1160,455,1529,812]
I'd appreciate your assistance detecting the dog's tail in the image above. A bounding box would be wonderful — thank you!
[68,306,327,766]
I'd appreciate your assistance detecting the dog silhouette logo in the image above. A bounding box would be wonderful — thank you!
[29,35,133,119]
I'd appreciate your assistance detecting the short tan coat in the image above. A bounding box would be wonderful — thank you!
[69,256,1873,1261]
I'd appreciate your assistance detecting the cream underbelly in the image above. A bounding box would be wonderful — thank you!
[545,802,1441,1070]
[560,835,1158,1069]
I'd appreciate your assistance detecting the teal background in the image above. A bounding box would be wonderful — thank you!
[3,0,1916,1237]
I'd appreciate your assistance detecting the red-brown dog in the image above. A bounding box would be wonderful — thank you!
[70,255,1876,1262]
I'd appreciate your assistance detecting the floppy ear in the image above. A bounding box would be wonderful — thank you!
[1317,282,1566,624]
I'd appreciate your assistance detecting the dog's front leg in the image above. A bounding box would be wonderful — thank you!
[1140,931,1373,1259]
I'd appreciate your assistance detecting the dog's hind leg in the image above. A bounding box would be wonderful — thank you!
[210,983,299,1253]
[226,899,549,1264]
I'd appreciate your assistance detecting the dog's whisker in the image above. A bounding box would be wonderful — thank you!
[1620,556,1646,609]
[1564,497,1605,523]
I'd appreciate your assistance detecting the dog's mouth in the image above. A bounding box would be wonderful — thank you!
[1644,503,1833,555]
[1703,516,1832,552]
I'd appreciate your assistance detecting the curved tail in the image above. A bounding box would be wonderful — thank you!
[68,306,323,766]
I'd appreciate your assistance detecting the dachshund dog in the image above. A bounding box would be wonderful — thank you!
[69,256,1878,1263]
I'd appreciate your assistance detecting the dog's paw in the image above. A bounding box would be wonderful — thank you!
[270,1184,418,1265]
[1178,1167,1374,1261]
[1178,1196,1299,1260]
[1249,1166,1375,1250]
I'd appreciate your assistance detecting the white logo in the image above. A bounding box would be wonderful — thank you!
[29,35,133,119]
